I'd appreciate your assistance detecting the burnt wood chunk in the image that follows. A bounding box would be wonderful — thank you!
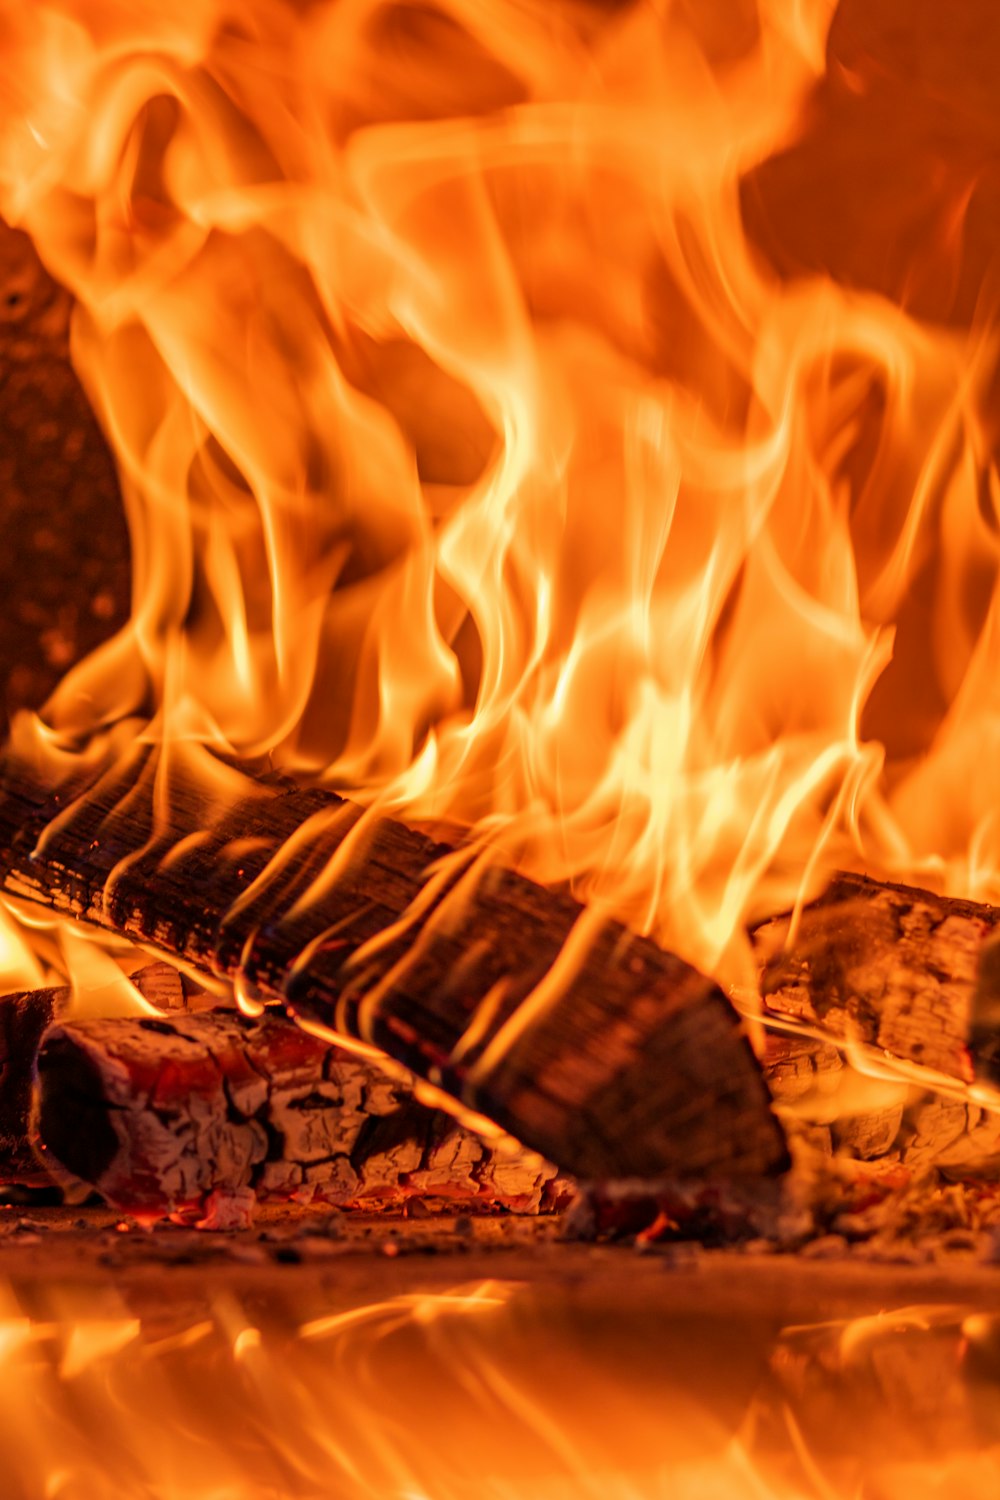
[752,872,1000,1083]
[970,927,1000,1088]
[34,1009,558,1218]
[0,750,789,1184]
[753,873,1000,1174]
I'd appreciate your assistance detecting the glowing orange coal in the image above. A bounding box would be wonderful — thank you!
[0,0,997,1007]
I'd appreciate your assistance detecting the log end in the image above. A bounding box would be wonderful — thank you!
[468,968,791,1184]
[33,1030,122,1189]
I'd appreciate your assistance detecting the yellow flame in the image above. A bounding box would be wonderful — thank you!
[57,924,162,1020]
[0,905,47,995]
[0,896,170,1019]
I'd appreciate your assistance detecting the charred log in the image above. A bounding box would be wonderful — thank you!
[752,871,1000,1083]
[753,874,1000,1175]
[0,984,62,1187]
[0,749,788,1185]
[7,744,1000,1191]
[33,1008,558,1221]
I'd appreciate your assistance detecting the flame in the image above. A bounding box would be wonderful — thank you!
[0,0,995,996]
[0,895,166,1017]
[0,903,46,994]
[54,922,159,1018]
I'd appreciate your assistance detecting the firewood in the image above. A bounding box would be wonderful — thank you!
[33,1008,558,1221]
[7,740,1000,1190]
[0,748,788,1185]
[752,871,1000,1083]
[753,873,1000,1171]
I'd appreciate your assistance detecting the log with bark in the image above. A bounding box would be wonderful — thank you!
[0,748,788,1185]
[32,1007,559,1224]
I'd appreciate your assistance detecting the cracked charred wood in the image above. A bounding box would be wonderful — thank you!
[0,962,203,1189]
[33,1008,559,1222]
[760,1034,1000,1177]
[0,748,789,1185]
[752,872,1000,1084]
[753,873,1000,1174]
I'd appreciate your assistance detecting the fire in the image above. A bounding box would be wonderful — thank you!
[0,0,995,1000]
[0,894,167,1018]
[3,7,1000,1494]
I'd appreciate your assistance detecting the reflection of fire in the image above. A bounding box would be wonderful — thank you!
[1,1272,1000,1500]
[1,0,999,988]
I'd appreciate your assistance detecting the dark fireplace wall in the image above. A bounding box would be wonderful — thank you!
[0,220,129,733]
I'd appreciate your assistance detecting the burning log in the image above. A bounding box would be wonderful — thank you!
[33,1008,559,1222]
[6,739,1000,1198]
[0,750,788,1185]
[1,962,556,1218]
[752,871,999,1083]
[752,874,1000,1174]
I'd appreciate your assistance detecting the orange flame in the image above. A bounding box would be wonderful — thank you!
[0,894,170,1016]
[0,0,998,1000]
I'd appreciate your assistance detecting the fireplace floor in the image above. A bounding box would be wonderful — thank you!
[0,1203,997,1308]
[1,1206,998,1499]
